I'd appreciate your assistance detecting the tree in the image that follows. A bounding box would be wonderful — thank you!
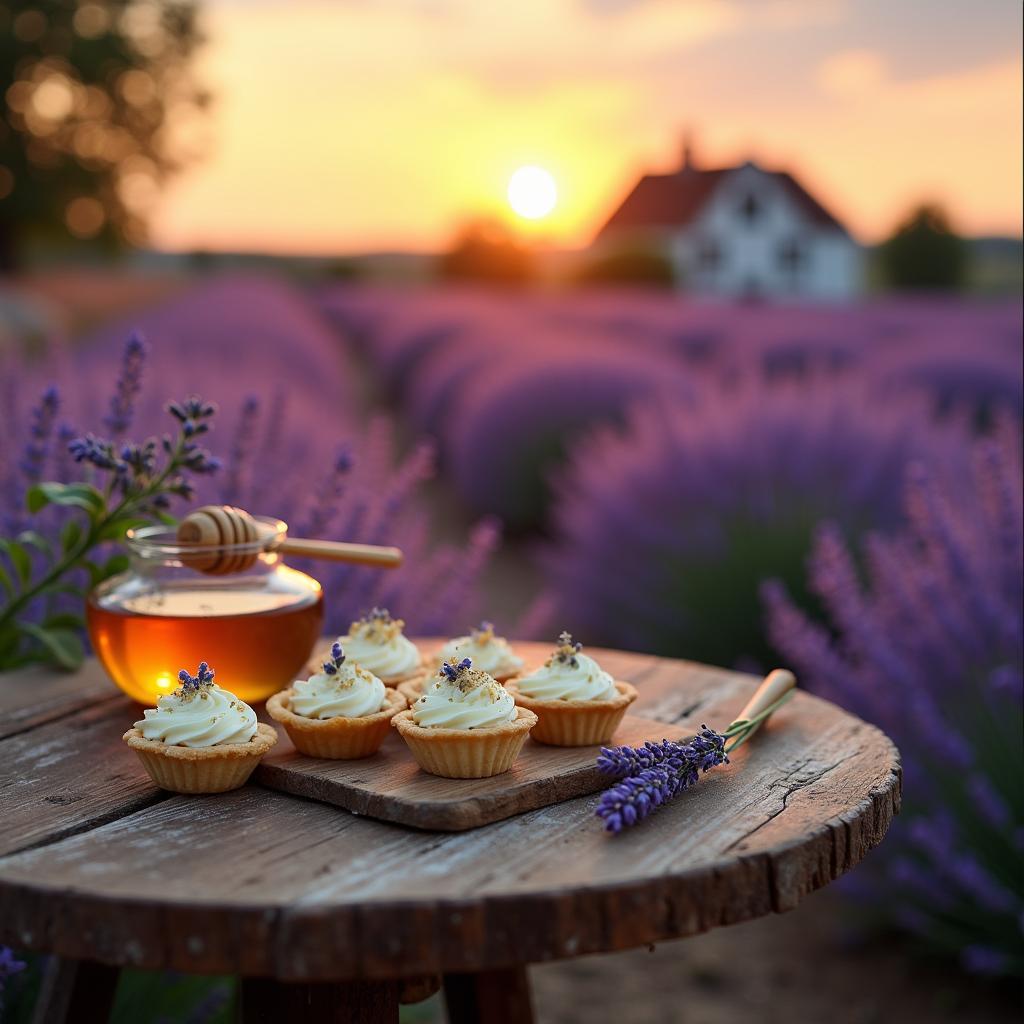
[437,219,537,287]
[0,1,208,270]
[878,203,968,291]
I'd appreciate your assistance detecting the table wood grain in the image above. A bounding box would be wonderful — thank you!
[0,643,901,982]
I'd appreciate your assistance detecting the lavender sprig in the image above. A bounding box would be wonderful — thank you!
[322,641,346,675]
[0,374,223,670]
[176,661,215,695]
[595,690,794,833]
[441,657,473,681]
[596,727,729,833]
[553,629,583,668]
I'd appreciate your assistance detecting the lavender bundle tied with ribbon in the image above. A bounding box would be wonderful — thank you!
[596,669,797,833]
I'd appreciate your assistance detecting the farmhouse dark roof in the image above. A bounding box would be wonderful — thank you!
[597,164,848,239]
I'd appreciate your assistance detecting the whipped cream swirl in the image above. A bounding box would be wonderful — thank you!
[515,632,617,701]
[414,660,517,729]
[291,661,386,719]
[436,622,523,679]
[134,679,258,747]
[340,608,420,680]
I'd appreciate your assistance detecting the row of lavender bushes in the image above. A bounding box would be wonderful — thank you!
[318,286,1021,529]
[1,275,498,644]
[319,284,1022,975]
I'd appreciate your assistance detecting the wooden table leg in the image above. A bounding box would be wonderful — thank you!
[239,977,398,1023]
[443,966,535,1024]
[30,957,120,1024]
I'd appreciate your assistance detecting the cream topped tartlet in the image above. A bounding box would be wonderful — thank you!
[398,621,524,704]
[333,607,423,686]
[267,642,406,759]
[123,662,277,793]
[392,657,536,778]
[506,632,636,746]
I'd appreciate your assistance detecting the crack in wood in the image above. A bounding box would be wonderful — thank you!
[4,789,173,858]
[722,751,861,854]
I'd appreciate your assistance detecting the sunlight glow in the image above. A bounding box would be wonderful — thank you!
[507,166,557,221]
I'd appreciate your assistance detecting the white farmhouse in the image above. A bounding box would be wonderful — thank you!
[596,143,864,301]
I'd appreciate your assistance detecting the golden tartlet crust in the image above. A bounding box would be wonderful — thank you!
[122,722,278,793]
[503,680,637,746]
[266,687,406,759]
[391,706,537,778]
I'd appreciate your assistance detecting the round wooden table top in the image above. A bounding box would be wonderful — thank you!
[0,643,900,982]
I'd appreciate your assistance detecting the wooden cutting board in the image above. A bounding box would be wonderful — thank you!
[253,714,691,831]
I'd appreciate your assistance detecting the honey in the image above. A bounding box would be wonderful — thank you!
[88,566,324,705]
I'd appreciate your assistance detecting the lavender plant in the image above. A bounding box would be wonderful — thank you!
[539,379,973,666]
[762,424,1023,975]
[0,340,221,671]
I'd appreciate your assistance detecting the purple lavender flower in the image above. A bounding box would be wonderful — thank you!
[441,657,473,681]
[0,946,26,1011]
[552,630,583,668]
[177,662,215,695]
[19,385,60,482]
[104,332,147,436]
[762,427,1023,976]
[595,726,729,833]
[322,642,345,675]
[68,433,122,472]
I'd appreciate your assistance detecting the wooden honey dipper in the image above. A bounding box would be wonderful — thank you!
[176,505,402,575]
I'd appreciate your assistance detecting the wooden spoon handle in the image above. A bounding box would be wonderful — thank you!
[734,669,797,723]
[277,537,403,568]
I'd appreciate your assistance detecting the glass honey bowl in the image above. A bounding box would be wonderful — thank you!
[87,518,324,705]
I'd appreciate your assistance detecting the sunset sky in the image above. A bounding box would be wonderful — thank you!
[150,0,1023,255]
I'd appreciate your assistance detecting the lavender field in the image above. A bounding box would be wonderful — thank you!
[1,275,1022,982]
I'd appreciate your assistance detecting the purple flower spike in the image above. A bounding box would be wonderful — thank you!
[104,332,147,436]
[322,642,346,675]
[19,385,60,482]
[595,726,728,832]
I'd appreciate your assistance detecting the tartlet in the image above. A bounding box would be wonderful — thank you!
[399,621,524,705]
[506,632,637,746]
[123,662,277,793]
[312,607,424,687]
[268,642,406,759]
[392,657,536,778]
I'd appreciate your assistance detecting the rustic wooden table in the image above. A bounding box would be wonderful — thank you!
[0,643,900,1023]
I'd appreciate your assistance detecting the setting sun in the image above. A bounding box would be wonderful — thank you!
[507,166,558,221]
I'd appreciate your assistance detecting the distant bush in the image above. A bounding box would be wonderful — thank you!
[571,245,676,289]
[438,221,537,286]
[879,204,968,291]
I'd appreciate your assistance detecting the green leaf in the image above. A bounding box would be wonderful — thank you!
[42,612,86,632]
[0,562,13,599]
[16,622,85,671]
[0,623,21,665]
[60,518,84,554]
[97,516,150,543]
[17,530,52,557]
[27,482,105,517]
[83,553,130,588]
[0,539,32,586]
